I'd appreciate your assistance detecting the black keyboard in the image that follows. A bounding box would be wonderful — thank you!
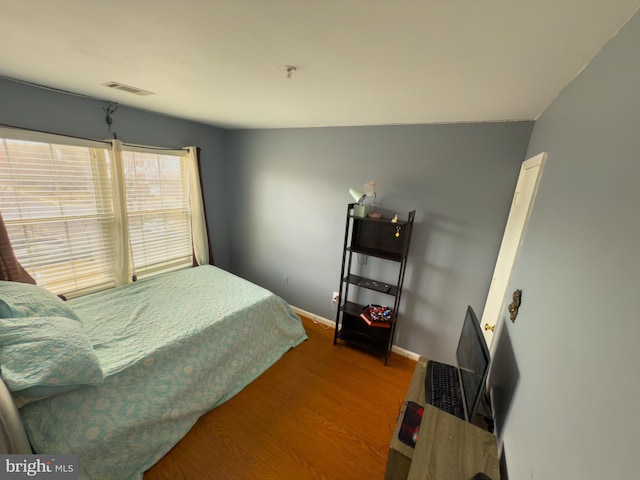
[425,361,465,420]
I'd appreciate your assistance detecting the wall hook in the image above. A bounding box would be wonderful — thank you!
[103,102,119,139]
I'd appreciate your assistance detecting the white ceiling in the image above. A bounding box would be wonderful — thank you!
[1,1,639,129]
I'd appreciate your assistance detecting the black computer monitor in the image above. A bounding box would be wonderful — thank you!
[456,305,491,421]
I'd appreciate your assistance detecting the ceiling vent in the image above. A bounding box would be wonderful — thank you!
[102,81,155,96]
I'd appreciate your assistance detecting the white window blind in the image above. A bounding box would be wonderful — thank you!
[0,128,205,297]
[0,135,116,296]
[122,148,193,278]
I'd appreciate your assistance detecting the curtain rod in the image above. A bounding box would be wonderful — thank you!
[0,122,111,146]
[0,123,188,152]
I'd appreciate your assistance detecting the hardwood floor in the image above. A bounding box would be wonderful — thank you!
[144,315,416,480]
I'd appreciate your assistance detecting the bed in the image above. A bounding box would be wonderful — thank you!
[0,265,307,479]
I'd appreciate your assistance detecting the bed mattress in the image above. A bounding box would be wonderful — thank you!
[18,265,307,479]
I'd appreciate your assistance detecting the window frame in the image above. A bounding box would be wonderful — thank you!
[0,127,207,298]
[120,144,195,281]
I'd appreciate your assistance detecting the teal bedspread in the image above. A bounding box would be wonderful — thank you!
[19,265,307,479]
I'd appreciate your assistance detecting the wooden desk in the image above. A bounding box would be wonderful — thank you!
[385,357,500,480]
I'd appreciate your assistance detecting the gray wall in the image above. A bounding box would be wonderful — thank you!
[227,123,533,360]
[494,10,640,480]
[0,78,230,269]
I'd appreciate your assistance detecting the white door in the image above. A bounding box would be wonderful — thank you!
[480,152,546,348]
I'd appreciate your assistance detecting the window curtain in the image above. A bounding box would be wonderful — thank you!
[0,212,36,284]
[186,146,209,266]
[109,140,130,286]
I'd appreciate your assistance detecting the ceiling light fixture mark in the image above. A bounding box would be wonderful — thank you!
[281,66,296,79]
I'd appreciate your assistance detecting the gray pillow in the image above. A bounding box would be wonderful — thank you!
[0,316,104,402]
[0,281,79,321]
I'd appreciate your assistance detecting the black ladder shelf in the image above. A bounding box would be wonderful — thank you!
[333,204,415,365]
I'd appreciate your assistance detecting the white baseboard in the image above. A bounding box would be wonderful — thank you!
[291,306,335,328]
[291,305,420,361]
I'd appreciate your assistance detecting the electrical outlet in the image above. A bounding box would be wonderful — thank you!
[332,291,339,303]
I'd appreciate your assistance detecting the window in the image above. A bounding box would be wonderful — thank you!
[0,127,207,297]
[1,133,116,295]
[122,147,193,279]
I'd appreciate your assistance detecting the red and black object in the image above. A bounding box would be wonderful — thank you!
[398,401,424,448]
